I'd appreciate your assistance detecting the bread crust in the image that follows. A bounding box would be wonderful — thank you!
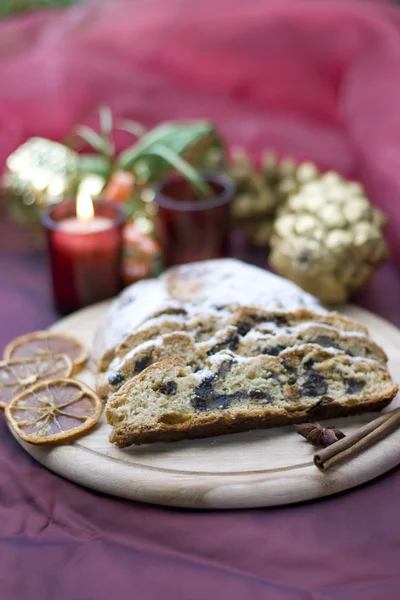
[109,396,395,447]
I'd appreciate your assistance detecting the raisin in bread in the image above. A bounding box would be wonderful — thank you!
[98,312,386,401]
[106,347,398,447]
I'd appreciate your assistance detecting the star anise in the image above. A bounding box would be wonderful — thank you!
[293,422,345,447]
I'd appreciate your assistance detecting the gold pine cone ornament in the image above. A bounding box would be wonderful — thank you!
[229,149,279,222]
[269,172,388,304]
[229,150,320,247]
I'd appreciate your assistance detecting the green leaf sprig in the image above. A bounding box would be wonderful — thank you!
[69,107,224,198]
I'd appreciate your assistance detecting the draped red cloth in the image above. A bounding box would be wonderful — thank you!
[2,1,400,599]
[1,0,400,263]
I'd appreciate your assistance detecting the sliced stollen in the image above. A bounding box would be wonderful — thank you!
[95,258,322,369]
[106,304,369,371]
[111,304,237,367]
[98,323,247,400]
[98,304,238,372]
[98,315,386,401]
[236,323,386,362]
[106,347,398,447]
[98,306,378,395]
[97,332,202,400]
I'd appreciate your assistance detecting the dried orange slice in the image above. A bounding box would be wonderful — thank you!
[5,378,102,445]
[3,331,88,370]
[0,355,73,409]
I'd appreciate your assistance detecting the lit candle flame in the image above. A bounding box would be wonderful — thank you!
[76,191,94,221]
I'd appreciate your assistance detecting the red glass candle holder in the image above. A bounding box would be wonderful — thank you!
[41,200,127,314]
[154,173,235,267]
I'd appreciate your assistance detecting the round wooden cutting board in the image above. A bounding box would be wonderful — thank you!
[10,302,400,509]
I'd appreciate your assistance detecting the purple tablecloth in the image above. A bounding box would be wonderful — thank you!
[2,204,400,600]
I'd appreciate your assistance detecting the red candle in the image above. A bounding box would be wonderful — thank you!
[42,197,126,314]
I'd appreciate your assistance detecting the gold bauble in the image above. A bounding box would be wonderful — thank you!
[4,138,79,207]
[229,150,324,246]
[269,174,388,304]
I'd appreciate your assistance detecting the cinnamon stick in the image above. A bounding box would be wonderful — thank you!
[314,408,400,471]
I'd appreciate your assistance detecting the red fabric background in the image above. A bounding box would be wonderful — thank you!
[2,1,400,599]
[1,0,400,263]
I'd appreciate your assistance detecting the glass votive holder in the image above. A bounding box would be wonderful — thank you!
[41,200,127,314]
[154,173,235,267]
